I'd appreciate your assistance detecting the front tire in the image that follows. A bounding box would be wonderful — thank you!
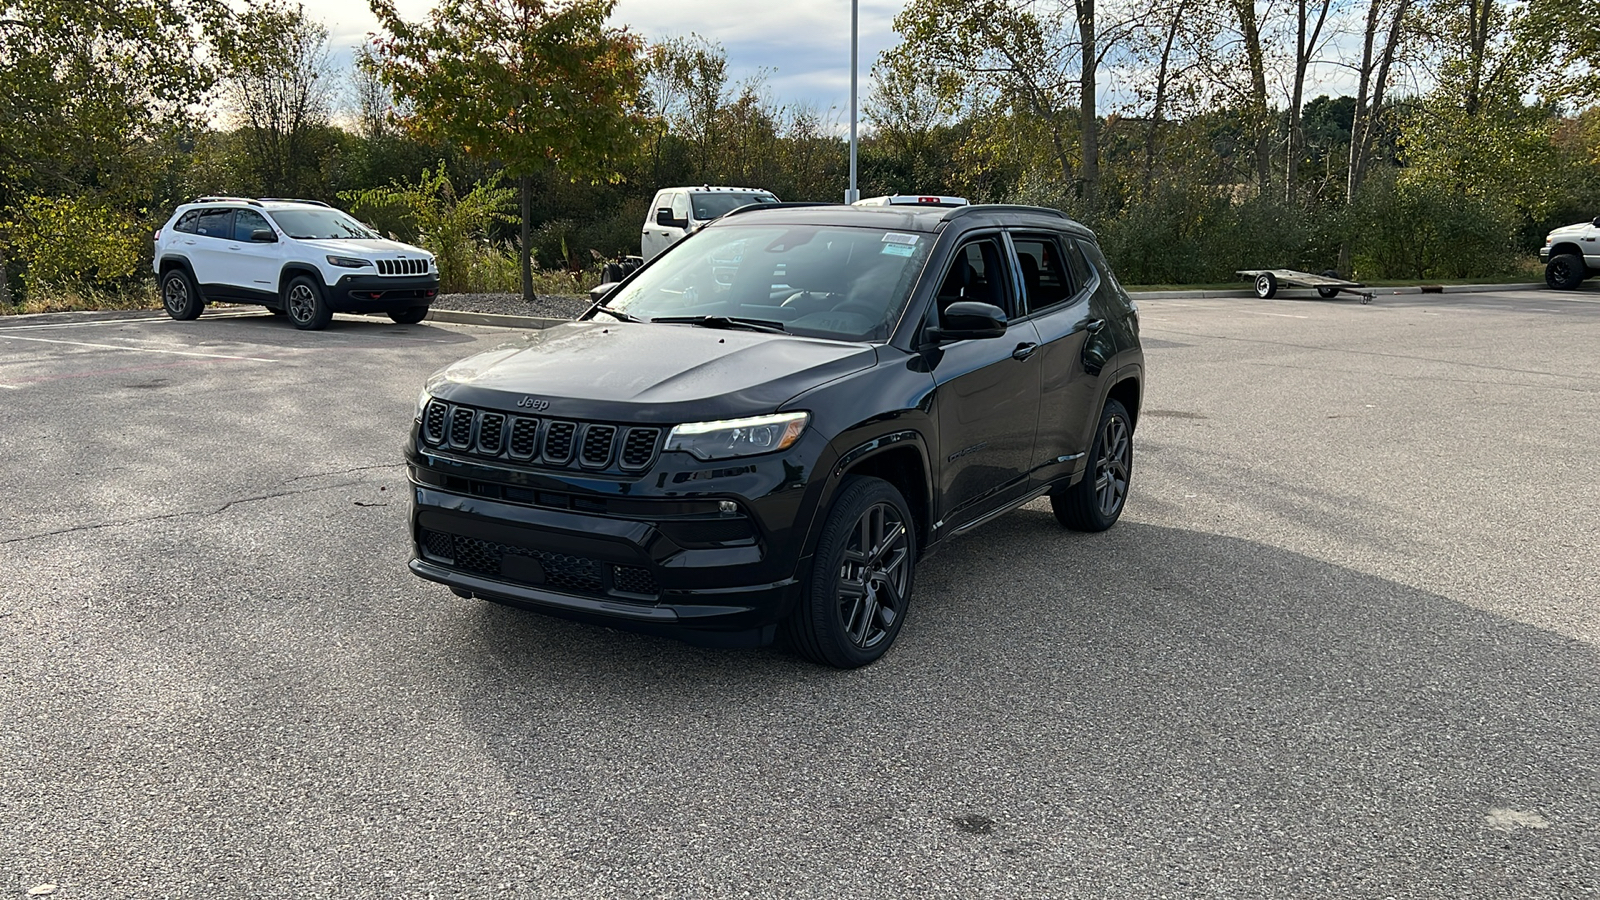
[160,269,203,320]
[1545,253,1585,290]
[1051,398,1133,531]
[387,307,429,325]
[1255,272,1278,299]
[786,476,916,668]
[284,275,332,330]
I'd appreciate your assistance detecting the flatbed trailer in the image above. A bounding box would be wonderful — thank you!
[1236,269,1375,303]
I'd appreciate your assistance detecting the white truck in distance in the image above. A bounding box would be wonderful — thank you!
[641,186,779,261]
[1540,215,1600,289]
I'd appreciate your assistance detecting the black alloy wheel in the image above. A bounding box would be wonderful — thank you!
[1545,253,1585,290]
[1051,398,1133,531]
[284,275,332,330]
[161,269,203,320]
[788,476,916,668]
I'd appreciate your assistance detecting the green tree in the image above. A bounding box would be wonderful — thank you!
[215,0,336,197]
[367,0,646,300]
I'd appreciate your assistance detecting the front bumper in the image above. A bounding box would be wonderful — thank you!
[328,273,439,311]
[1540,247,1551,261]
[405,428,826,643]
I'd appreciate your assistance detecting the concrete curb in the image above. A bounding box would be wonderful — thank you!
[425,309,570,330]
[1130,282,1544,300]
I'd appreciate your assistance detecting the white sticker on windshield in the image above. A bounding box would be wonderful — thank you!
[882,232,918,245]
[881,243,915,257]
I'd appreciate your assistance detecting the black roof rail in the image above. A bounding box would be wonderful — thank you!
[941,204,1069,221]
[719,201,843,219]
[192,196,264,207]
[258,197,332,207]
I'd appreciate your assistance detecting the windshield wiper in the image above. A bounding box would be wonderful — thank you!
[649,315,787,334]
[592,304,642,323]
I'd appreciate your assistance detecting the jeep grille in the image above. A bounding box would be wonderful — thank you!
[420,400,661,475]
[377,258,429,276]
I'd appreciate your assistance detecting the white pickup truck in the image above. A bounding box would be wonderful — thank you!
[1540,216,1600,289]
[602,186,779,284]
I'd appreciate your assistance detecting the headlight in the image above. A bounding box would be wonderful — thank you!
[665,412,809,460]
[414,388,432,421]
[327,255,372,268]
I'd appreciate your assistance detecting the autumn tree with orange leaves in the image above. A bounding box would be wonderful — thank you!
[367,0,644,300]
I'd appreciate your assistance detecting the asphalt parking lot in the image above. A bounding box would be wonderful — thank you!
[2,291,1597,898]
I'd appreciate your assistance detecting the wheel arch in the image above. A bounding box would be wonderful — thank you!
[1105,375,1141,432]
[157,255,196,280]
[802,430,933,563]
[1549,242,1585,262]
[277,263,326,295]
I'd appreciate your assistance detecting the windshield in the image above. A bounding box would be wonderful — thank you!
[692,193,777,221]
[268,208,380,240]
[598,224,932,342]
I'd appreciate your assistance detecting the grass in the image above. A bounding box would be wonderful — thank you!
[1,282,160,316]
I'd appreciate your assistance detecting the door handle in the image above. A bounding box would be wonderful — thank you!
[1084,318,1106,333]
[1012,342,1038,361]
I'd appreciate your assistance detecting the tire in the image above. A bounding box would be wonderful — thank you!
[1545,253,1585,290]
[284,275,332,330]
[1254,272,1277,299]
[1051,398,1133,532]
[785,476,916,668]
[1317,286,1340,299]
[387,306,429,324]
[602,262,626,284]
[160,269,203,321]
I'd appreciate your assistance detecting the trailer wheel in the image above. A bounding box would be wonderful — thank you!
[1255,272,1277,299]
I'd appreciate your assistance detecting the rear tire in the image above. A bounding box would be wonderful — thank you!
[1545,253,1585,290]
[388,306,429,324]
[1317,286,1340,299]
[284,275,332,330]
[160,269,203,321]
[1051,398,1133,532]
[785,476,916,668]
[1254,272,1277,299]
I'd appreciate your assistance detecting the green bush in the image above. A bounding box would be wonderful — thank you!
[1345,170,1518,279]
[340,162,517,292]
[1,195,147,298]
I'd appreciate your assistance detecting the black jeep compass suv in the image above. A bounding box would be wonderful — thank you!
[406,203,1143,667]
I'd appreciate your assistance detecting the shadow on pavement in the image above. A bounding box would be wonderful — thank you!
[448,510,1599,895]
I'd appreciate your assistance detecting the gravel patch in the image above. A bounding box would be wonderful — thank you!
[434,292,588,320]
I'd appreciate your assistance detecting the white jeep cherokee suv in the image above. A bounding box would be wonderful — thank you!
[153,197,439,329]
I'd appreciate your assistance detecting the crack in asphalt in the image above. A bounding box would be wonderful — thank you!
[0,481,364,547]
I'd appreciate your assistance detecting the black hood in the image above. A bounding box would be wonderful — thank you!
[425,321,878,422]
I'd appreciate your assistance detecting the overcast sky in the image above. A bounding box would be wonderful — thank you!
[315,0,911,118]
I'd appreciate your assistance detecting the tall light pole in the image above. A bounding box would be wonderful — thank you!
[846,0,859,203]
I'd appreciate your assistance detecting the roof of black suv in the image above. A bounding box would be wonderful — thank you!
[716,202,1094,237]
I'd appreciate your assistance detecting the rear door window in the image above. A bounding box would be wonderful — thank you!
[173,210,201,234]
[194,208,233,240]
[1012,235,1076,315]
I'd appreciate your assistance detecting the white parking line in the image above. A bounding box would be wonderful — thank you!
[0,333,278,362]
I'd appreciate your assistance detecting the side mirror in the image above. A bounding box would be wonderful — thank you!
[656,208,688,229]
[250,229,277,243]
[927,301,1008,343]
[1591,216,1600,227]
[588,282,619,304]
